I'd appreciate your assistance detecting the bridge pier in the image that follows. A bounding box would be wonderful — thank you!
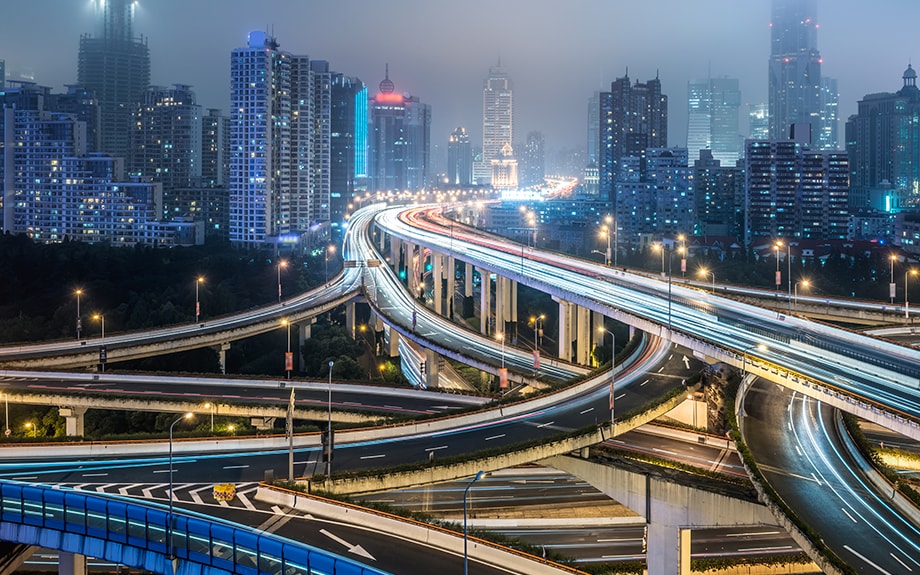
[59,407,87,437]
[58,551,87,575]
[423,348,439,389]
[463,262,474,318]
[480,267,492,336]
[213,342,231,374]
[385,327,400,357]
[345,301,356,338]
[555,298,573,362]
[446,256,456,319]
[576,305,591,365]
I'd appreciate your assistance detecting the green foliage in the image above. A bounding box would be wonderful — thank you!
[841,414,920,510]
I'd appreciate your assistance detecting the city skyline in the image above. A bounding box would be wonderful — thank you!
[1,0,918,158]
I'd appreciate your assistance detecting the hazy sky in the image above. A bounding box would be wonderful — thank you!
[1,0,918,157]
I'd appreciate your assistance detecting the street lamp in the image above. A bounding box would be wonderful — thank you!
[203,402,215,432]
[463,470,485,575]
[167,412,194,559]
[653,242,665,276]
[794,280,810,311]
[890,254,898,304]
[528,314,544,376]
[282,319,292,379]
[600,218,612,266]
[698,268,714,294]
[93,314,105,373]
[773,241,782,294]
[325,244,336,282]
[74,289,83,339]
[906,269,918,320]
[598,327,616,423]
[325,360,334,477]
[24,422,34,438]
[277,259,288,303]
[195,276,204,323]
[741,343,768,377]
[3,393,8,437]
[496,332,507,390]
[677,234,686,277]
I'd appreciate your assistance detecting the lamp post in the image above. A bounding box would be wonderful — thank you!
[496,332,507,390]
[906,269,918,320]
[325,245,336,282]
[282,319,292,379]
[653,243,665,277]
[277,259,288,303]
[3,393,8,437]
[325,360,334,477]
[195,276,204,323]
[698,268,714,294]
[463,470,485,575]
[167,412,193,559]
[203,402,215,432]
[890,254,898,304]
[93,314,105,373]
[794,280,810,311]
[773,241,782,295]
[601,216,613,266]
[785,243,792,310]
[677,234,686,277]
[598,328,616,423]
[529,314,544,376]
[74,289,83,339]
[24,422,34,438]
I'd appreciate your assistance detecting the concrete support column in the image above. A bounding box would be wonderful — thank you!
[432,252,444,316]
[59,407,87,437]
[213,342,231,374]
[495,276,507,336]
[555,298,573,362]
[58,552,87,575]
[446,256,455,319]
[389,236,401,276]
[424,348,439,389]
[647,522,681,575]
[377,225,386,252]
[480,268,492,336]
[509,280,518,341]
[464,262,474,297]
[679,528,692,575]
[298,321,314,369]
[592,311,605,362]
[576,305,591,365]
[345,301,356,339]
[386,327,400,357]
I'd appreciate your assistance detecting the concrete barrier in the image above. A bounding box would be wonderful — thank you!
[255,485,584,575]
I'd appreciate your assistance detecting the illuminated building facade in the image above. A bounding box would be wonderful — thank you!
[330,74,367,224]
[447,127,472,186]
[368,67,430,193]
[768,0,822,142]
[687,77,742,166]
[479,64,513,185]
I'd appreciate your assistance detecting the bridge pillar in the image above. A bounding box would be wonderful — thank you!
[554,298,573,362]
[480,268,492,336]
[509,280,518,342]
[377,225,386,252]
[389,236,401,278]
[495,276,507,337]
[576,305,591,365]
[58,552,86,575]
[433,252,444,316]
[298,320,315,368]
[446,256,455,319]
[345,301,356,339]
[463,262,474,318]
[59,407,87,437]
[213,342,231,374]
[646,523,691,575]
[424,348,439,389]
[386,328,400,357]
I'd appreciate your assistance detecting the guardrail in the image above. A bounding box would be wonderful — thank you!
[0,480,389,575]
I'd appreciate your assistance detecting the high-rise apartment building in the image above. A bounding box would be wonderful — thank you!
[49,85,101,153]
[131,85,202,204]
[687,77,742,166]
[0,83,197,246]
[520,131,545,187]
[479,64,513,186]
[598,73,668,202]
[694,150,744,237]
[818,77,839,150]
[368,68,430,193]
[749,103,770,140]
[846,65,920,212]
[447,127,472,187]
[77,0,150,160]
[586,92,601,168]
[330,74,367,224]
[745,127,848,244]
[201,108,229,188]
[768,0,822,141]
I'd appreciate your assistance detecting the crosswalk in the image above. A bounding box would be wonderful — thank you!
[58,482,264,511]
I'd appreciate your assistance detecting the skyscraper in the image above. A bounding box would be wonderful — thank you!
[846,65,920,212]
[330,74,367,224]
[520,131,545,187]
[229,31,293,247]
[768,0,822,141]
[480,64,513,186]
[447,127,472,186]
[368,67,430,193]
[77,0,150,160]
[598,73,668,202]
[817,77,839,150]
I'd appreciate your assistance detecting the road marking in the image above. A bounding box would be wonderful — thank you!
[190,485,211,504]
[320,529,376,561]
[536,421,554,428]
[891,554,912,571]
[597,538,641,543]
[360,454,386,460]
[738,545,793,553]
[118,484,141,496]
[485,434,505,441]
[425,446,448,451]
[82,473,108,478]
[236,491,257,510]
[844,545,893,575]
[657,367,664,373]
[727,531,782,537]
[640,379,649,386]
[841,508,858,523]
[615,393,626,400]
[222,465,250,470]
[580,408,594,415]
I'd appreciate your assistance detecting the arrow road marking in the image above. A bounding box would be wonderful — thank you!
[320,529,376,561]
[682,355,691,369]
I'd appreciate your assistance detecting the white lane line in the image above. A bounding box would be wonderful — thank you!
[841,508,858,523]
[844,545,893,575]
[425,446,448,451]
[640,379,649,386]
[537,421,554,428]
[82,473,108,478]
[657,367,664,372]
[615,393,626,400]
[222,465,250,470]
[12,476,37,481]
[485,434,505,441]
[579,408,594,415]
[360,454,386,460]
[236,491,257,511]
[810,472,821,486]
[891,554,913,572]
[727,531,782,537]
[118,484,141,496]
[190,484,211,505]
[738,545,793,553]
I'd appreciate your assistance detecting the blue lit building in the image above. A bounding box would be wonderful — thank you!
[368,68,430,193]
[330,74,367,224]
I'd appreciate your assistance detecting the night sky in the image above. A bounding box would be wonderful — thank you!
[1,0,917,158]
